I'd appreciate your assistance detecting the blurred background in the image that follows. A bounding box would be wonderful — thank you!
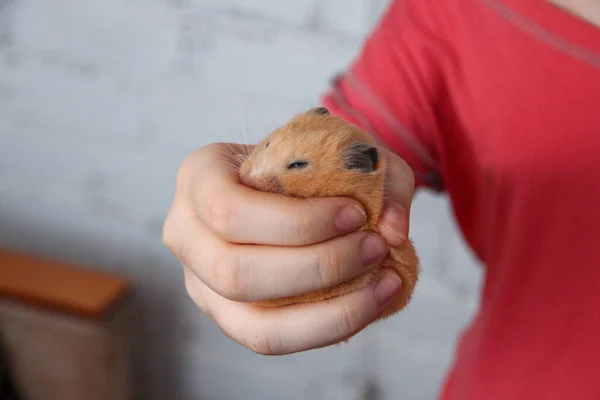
[0,0,483,399]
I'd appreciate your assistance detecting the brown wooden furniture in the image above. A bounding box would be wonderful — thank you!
[0,249,130,320]
[0,248,134,400]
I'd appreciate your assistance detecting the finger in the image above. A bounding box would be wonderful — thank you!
[173,210,389,302]
[184,266,403,355]
[378,147,416,247]
[178,143,367,246]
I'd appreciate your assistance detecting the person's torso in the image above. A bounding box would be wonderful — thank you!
[432,1,600,399]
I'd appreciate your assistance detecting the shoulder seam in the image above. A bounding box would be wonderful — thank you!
[482,0,600,70]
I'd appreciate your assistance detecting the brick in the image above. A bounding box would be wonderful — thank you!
[187,0,318,28]
[322,0,372,36]
[180,9,361,101]
[11,0,180,85]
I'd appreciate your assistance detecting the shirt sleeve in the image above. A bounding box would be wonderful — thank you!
[320,0,446,191]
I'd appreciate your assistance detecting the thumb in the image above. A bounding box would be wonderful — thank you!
[377,147,416,247]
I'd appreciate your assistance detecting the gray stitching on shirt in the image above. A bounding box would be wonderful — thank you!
[328,73,444,191]
[343,70,440,171]
[482,0,600,70]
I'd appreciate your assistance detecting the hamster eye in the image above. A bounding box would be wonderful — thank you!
[287,161,309,169]
[265,141,270,148]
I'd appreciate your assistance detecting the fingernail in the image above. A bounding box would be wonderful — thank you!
[374,273,402,306]
[334,205,367,231]
[361,235,388,267]
[381,202,407,241]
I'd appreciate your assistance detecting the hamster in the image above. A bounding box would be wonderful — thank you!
[238,106,420,322]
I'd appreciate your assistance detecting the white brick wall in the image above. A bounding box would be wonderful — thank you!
[0,1,483,399]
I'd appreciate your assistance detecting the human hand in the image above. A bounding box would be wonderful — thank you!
[162,142,415,355]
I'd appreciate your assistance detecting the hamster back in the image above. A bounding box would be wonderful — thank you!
[239,107,420,324]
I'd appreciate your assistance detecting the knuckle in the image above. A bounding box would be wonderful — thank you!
[176,144,221,190]
[162,210,194,268]
[287,213,314,245]
[161,221,175,252]
[175,148,203,192]
[183,268,200,303]
[183,268,221,325]
[203,193,238,239]
[208,245,250,301]
[172,225,199,271]
[161,207,178,252]
[316,247,343,288]
[174,157,190,190]
[332,304,362,338]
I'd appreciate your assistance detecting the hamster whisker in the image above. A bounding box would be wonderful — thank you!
[216,145,249,162]
[236,117,252,149]
[215,158,244,172]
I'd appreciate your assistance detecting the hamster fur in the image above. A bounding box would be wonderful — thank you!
[238,106,420,323]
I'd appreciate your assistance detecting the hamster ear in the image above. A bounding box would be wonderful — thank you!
[344,141,379,173]
[307,106,330,116]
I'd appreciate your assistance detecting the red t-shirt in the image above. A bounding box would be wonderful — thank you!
[321,0,600,399]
